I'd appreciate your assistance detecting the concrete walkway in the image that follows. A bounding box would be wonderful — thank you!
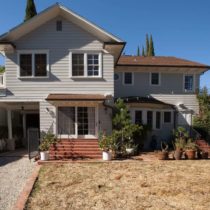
[0,150,35,210]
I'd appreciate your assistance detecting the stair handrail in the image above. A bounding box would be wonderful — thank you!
[191,127,202,140]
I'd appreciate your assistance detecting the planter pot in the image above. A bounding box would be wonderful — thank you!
[126,148,134,155]
[201,151,209,159]
[185,150,196,160]
[174,150,183,160]
[40,151,49,161]
[157,151,168,160]
[102,151,112,161]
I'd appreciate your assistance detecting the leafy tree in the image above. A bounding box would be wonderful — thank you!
[137,46,140,56]
[148,35,155,56]
[193,87,210,142]
[0,66,5,73]
[24,0,37,22]
[142,46,145,56]
[145,34,149,56]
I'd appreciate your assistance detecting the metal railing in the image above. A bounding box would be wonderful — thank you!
[0,73,5,88]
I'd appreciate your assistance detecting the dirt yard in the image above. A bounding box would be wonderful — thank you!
[26,161,210,210]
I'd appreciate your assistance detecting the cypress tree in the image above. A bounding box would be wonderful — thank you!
[145,34,149,56]
[142,46,145,57]
[24,0,37,22]
[137,46,140,56]
[149,35,155,56]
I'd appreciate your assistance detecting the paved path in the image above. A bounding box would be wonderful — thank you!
[0,150,35,210]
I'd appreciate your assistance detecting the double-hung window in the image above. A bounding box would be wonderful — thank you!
[184,75,194,92]
[123,72,133,85]
[70,52,102,78]
[150,73,160,85]
[18,50,49,78]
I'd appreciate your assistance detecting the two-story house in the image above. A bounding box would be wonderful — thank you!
[0,4,209,154]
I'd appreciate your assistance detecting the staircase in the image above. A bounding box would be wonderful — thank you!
[195,140,210,153]
[49,139,102,160]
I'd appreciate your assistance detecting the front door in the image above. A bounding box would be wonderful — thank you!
[58,106,97,138]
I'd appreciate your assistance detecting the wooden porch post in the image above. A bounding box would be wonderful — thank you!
[7,109,12,139]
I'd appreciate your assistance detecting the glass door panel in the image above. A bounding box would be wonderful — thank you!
[58,107,75,135]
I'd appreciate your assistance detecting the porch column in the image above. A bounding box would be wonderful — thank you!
[23,114,26,138]
[7,109,12,139]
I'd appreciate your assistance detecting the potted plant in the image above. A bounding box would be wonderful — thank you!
[173,138,185,160]
[39,133,57,161]
[99,132,113,161]
[185,138,197,160]
[157,141,169,160]
[173,127,189,160]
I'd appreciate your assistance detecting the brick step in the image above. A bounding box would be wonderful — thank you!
[50,151,102,155]
[49,149,101,153]
[58,140,98,142]
[50,145,100,149]
[49,154,101,159]
[55,141,99,145]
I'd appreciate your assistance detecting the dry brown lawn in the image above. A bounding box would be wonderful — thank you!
[26,161,210,210]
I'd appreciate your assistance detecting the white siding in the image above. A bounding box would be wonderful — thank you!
[3,16,114,100]
[40,101,55,134]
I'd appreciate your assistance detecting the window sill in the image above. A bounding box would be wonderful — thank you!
[18,76,49,79]
[70,76,103,80]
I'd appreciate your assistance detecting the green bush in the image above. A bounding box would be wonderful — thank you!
[39,133,57,151]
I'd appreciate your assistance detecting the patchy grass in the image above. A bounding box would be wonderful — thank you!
[26,161,210,210]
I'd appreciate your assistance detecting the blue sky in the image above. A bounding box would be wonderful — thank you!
[0,0,209,89]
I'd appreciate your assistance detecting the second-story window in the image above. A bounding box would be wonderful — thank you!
[18,50,49,78]
[20,54,32,76]
[70,52,102,78]
[184,75,194,91]
[150,73,160,85]
[123,72,133,85]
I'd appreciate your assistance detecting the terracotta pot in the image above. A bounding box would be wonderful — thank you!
[174,150,182,160]
[157,151,168,160]
[201,152,209,159]
[185,150,196,160]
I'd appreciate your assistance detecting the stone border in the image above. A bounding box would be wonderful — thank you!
[13,165,41,210]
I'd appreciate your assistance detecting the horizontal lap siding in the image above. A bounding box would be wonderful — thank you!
[4,16,114,101]
[151,94,199,114]
[40,101,55,134]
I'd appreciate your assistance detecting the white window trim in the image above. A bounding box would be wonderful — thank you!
[149,72,161,86]
[122,72,134,86]
[163,111,173,124]
[183,74,195,93]
[69,51,102,78]
[17,50,50,79]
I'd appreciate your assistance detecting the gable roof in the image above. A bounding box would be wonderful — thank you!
[118,56,210,69]
[0,3,124,43]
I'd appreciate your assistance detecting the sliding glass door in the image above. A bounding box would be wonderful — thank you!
[58,106,96,138]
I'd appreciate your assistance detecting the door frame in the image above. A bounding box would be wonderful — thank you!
[55,104,99,139]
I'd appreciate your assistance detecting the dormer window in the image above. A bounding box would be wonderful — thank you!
[56,20,62,31]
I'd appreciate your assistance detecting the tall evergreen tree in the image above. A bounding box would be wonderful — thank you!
[24,0,37,22]
[137,46,140,56]
[142,46,145,56]
[148,35,155,56]
[145,34,149,56]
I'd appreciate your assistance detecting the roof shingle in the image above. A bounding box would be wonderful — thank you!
[118,56,210,68]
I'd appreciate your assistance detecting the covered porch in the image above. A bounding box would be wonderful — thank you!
[0,102,40,151]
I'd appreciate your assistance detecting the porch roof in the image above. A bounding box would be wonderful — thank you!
[117,96,175,109]
[46,94,110,101]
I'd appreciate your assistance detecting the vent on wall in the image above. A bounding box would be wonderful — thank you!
[56,20,62,31]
